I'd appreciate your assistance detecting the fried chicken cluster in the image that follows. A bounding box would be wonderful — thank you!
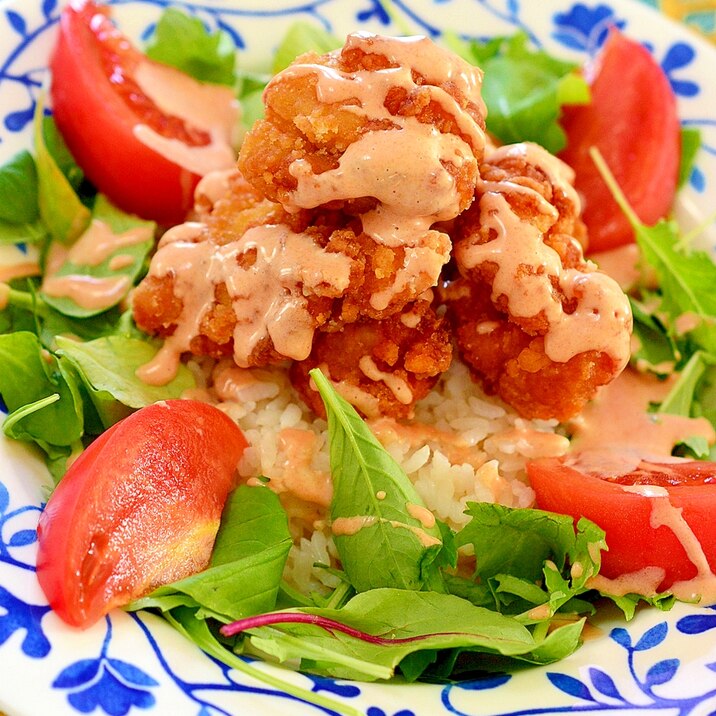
[132,33,632,422]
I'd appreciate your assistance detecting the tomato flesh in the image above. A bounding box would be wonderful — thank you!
[36,400,248,628]
[527,454,716,591]
[50,0,234,225]
[559,30,680,252]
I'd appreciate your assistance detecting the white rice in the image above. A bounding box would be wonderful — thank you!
[189,357,570,594]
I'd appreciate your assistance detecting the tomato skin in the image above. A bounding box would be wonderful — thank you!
[527,456,716,591]
[559,30,680,252]
[36,400,248,628]
[50,1,215,225]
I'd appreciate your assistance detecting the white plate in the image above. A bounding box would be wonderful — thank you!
[1,1,716,714]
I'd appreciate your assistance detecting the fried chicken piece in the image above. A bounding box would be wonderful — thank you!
[239,33,486,218]
[446,142,632,421]
[290,297,452,420]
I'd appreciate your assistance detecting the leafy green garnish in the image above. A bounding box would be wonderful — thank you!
[678,127,701,189]
[40,194,155,318]
[55,335,196,430]
[310,368,446,593]
[145,8,237,86]
[452,503,605,619]
[33,95,90,244]
[449,32,589,153]
[591,147,716,431]
[272,22,341,74]
[0,331,84,468]
[129,486,292,622]
[238,589,583,682]
[0,150,40,225]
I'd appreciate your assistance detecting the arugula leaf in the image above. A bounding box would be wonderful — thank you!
[272,22,341,74]
[33,94,91,244]
[55,335,196,429]
[145,8,236,86]
[629,296,679,376]
[310,368,445,593]
[450,32,589,153]
[41,195,155,318]
[454,503,606,619]
[130,486,292,622]
[0,219,46,246]
[0,150,40,224]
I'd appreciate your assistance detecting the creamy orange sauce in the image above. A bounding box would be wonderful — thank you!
[569,367,715,458]
[589,243,642,291]
[133,61,238,176]
[488,426,569,459]
[137,224,354,384]
[359,355,413,405]
[457,142,632,369]
[0,261,40,282]
[331,514,441,548]
[41,219,152,312]
[272,33,486,310]
[42,274,131,310]
[270,428,333,508]
[406,502,436,529]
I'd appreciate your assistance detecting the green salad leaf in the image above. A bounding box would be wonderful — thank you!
[272,22,341,74]
[33,95,91,244]
[145,8,237,86]
[130,486,292,622]
[239,589,584,682]
[0,150,40,225]
[449,32,589,152]
[678,127,701,189]
[310,368,446,593]
[40,194,155,319]
[55,335,196,429]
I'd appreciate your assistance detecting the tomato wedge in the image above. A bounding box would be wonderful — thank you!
[527,453,716,592]
[36,400,248,628]
[50,0,238,225]
[559,30,680,252]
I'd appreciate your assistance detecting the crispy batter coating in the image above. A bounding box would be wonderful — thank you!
[443,278,619,421]
[290,298,452,419]
[239,34,486,215]
[445,142,632,421]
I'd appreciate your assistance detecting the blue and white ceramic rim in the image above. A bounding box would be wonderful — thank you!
[1,1,716,715]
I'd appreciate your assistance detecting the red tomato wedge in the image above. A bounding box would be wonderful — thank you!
[559,30,680,252]
[50,0,237,225]
[36,400,248,628]
[527,454,716,592]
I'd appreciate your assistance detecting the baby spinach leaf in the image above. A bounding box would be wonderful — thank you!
[145,8,237,86]
[130,486,292,622]
[238,589,582,682]
[41,116,86,194]
[41,194,155,318]
[0,150,40,224]
[0,218,46,245]
[161,606,366,716]
[33,94,90,244]
[310,368,444,593]
[55,335,195,429]
[450,32,589,153]
[0,331,84,452]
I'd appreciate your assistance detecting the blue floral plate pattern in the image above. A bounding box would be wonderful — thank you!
[1,1,716,714]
